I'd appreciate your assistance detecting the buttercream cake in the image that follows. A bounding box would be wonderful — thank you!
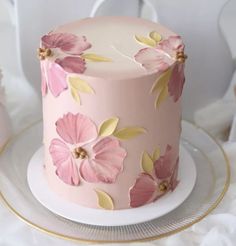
[39,16,187,210]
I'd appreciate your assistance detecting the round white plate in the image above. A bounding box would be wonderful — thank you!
[27,145,196,226]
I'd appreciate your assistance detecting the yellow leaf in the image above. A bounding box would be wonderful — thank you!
[68,76,94,94]
[95,189,114,210]
[134,35,156,47]
[81,53,112,62]
[155,85,169,109]
[98,117,119,137]
[142,151,154,174]
[70,88,80,104]
[149,31,162,43]
[113,127,146,140]
[153,147,160,161]
[150,68,172,94]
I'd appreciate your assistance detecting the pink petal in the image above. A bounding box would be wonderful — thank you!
[168,63,185,102]
[129,173,156,208]
[46,61,68,97]
[41,33,91,55]
[157,36,184,57]
[79,137,127,183]
[56,112,97,145]
[79,159,100,183]
[62,35,92,55]
[40,62,47,96]
[154,145,174,179]
[135,48,169,72]
[168,36,184,52]
[49,138,80,185]
[55,56,86,74]
[42,33,67,49]
[170,157,179,191]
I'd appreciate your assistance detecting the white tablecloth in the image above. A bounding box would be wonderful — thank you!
[1,1,236,245]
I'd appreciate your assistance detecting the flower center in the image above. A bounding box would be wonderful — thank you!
[73,147,88,159]
[158,180,169,192]
[176,51,187,63]
[37,47,53,60]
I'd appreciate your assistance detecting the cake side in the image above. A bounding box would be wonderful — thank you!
[40,16,186,210]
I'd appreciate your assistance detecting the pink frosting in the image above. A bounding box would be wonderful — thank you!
[42,16,184,209]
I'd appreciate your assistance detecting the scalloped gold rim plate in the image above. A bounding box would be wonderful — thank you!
[0,120,230,243]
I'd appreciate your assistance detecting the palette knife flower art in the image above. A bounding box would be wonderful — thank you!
[129,145,179,207]
[134,32,187,106]
[49,113,146,186]
[38,32,111,98]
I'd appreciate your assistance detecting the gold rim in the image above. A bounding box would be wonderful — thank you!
[0,120,231,243]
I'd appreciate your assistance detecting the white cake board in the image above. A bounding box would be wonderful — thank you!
[27,145,196,226]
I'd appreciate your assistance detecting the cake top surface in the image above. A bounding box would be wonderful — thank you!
[39,16,185,80]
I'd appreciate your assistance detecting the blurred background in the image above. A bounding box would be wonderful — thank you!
[0,0,236,245]
[1,0,236,136]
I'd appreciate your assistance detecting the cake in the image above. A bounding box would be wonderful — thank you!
[39,16,187,210]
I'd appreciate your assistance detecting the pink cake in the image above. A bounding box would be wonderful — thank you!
[39,16,187,210]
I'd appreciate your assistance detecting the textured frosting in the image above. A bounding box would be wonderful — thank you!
[53,16,177,79]
[41,16,186,210]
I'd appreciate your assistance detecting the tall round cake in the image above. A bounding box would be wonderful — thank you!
[39,16,187,210]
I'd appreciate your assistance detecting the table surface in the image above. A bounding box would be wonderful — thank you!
[1,1,236,245]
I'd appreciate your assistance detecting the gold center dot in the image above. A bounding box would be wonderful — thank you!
[176,51,187,63]
[73,147,88,159]
[158,181,169,192]
[37,47,53,60]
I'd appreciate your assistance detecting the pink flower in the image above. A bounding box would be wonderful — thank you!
[134,35,185,102]
[129,145,179,208]
[49,113,127,186]
[40,33,92,97]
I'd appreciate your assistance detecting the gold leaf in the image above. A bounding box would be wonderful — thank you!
[155,85,169,109]
[70,88,80,104]
[142,151,154,174]
[113,127,146,140]
[81,53,112,62]
[153,147,160,161]
[149,31,162,43]
[98,117,119,137]
[150,68,172,94]
[95,189,114,210]
[68,76,94,94]
[134,35,156,47]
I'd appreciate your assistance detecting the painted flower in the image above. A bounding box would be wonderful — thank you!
[49,113,127,185]
[135,35,186,102]
[40,33,91,97]
[129,145,179,208]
